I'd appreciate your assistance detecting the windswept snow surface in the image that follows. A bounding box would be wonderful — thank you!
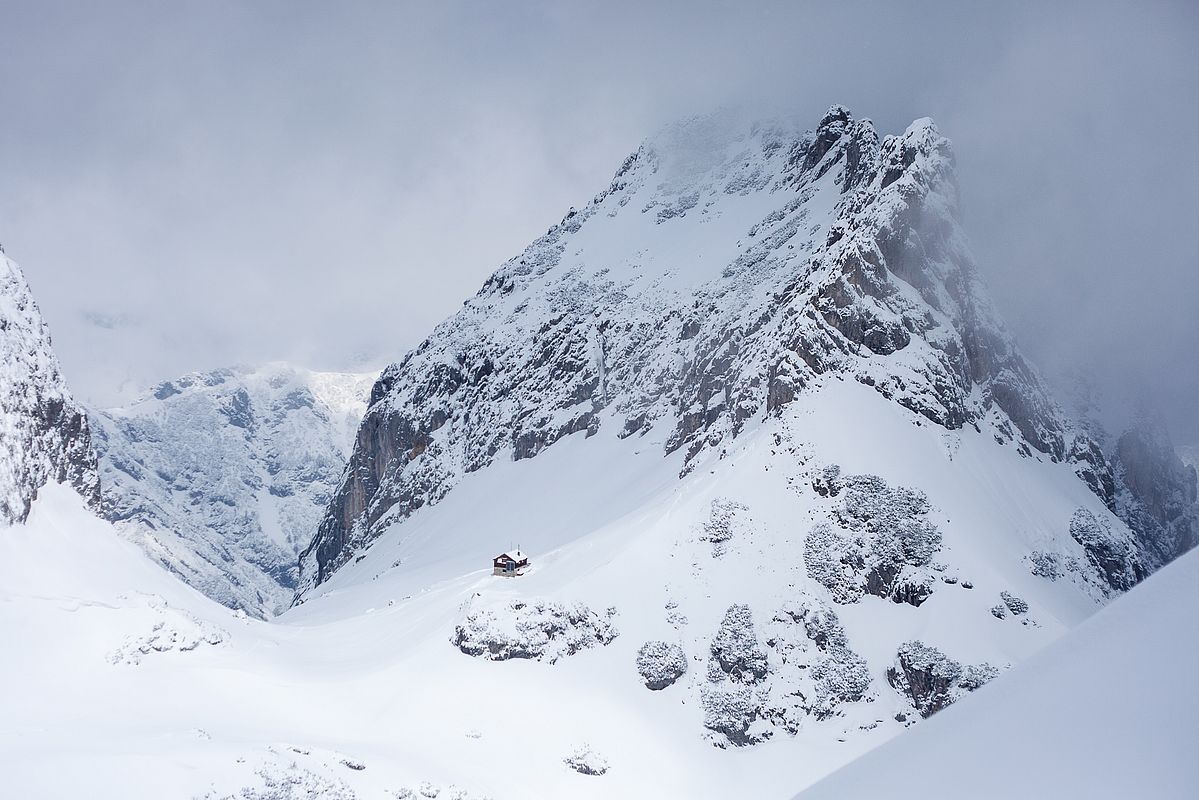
[796,546,1199,800]
[0,376,1130,799]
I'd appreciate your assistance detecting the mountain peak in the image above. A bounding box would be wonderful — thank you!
[297,105,1106,596]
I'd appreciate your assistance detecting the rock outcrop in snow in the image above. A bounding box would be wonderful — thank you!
[299,106,1114,596]
[91,364,373,617]
[0,252,99,522]
[886,640,997,719]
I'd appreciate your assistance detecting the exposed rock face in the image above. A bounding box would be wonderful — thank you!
[91,364,372,617]
[1069,508,1146,594]
[299,106,1106,596]
[1112,419,1197,564]
[0,252,99,522]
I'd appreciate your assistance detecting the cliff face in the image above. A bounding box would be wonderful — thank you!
[1112,419,1197,564]
[0,251,99,523]
[92,364,373,617]
[299,106,1108,596]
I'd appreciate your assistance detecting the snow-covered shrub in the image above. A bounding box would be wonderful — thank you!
[1069,508,1145,593]
[809,645,871,719]
[393,783,488,800]
[208,764,357,800]
[804,474,943,606]
[812,464,842,497]
[1028,550,1062,580]
[701,497,752,557]
[1000,590,1028,615]
[635,640,688,690]
[702,604,771,746]
[701,682,763,747]
[451,599,617,664]
[887,640,997,718]
[959,662,1000,690]
[761,598,873,728]
[708,604,768,684]
[777,598,848,650]
[563,743,609,776]
[990,604,1007,619]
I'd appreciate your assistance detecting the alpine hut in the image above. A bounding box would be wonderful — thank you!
[492,550,529,577]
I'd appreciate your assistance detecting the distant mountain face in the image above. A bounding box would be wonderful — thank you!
[1061,375,1198,567]
[299,106,1111,595]
[92,364,373,617]
[0,251,99,522]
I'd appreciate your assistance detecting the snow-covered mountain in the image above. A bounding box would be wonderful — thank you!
[1,106,1191,800]
[0,249,99,522]
[300,106,1117,595]
[91,364,374,617]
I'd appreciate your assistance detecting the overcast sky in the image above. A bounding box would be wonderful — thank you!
[1,1,1196,437]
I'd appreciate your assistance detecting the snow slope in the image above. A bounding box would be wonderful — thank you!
[91,364,374,617]
[0,373,1134,800]
[795,545,1199,800]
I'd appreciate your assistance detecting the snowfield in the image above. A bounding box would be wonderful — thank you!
[0,375,1138,799]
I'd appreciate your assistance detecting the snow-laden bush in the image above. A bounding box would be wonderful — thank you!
[812,464,842,497]
[762,598,872,726]
[701,497,753,557]
[563,743,609,776]
[702,604,771,746]
[451,599,617,663]
[393,782,489,799]
[959,662,1000,690]
[1000,590,1028,615]
[809,645,871,719]
[206,764,358,800]
[804,474,943,606]
[887,640,997,718]
[635,640,688,690]
[1069,508,1145,593]
[700,682,762,747]
[1028,550,1062,580]
[708,604,768,684]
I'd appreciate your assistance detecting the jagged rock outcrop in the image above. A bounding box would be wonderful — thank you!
[887,640,997,718]
[0,252,99,522]
[299,106,1106,596]
[1111,419,1197,564]
[91,364,372,617]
